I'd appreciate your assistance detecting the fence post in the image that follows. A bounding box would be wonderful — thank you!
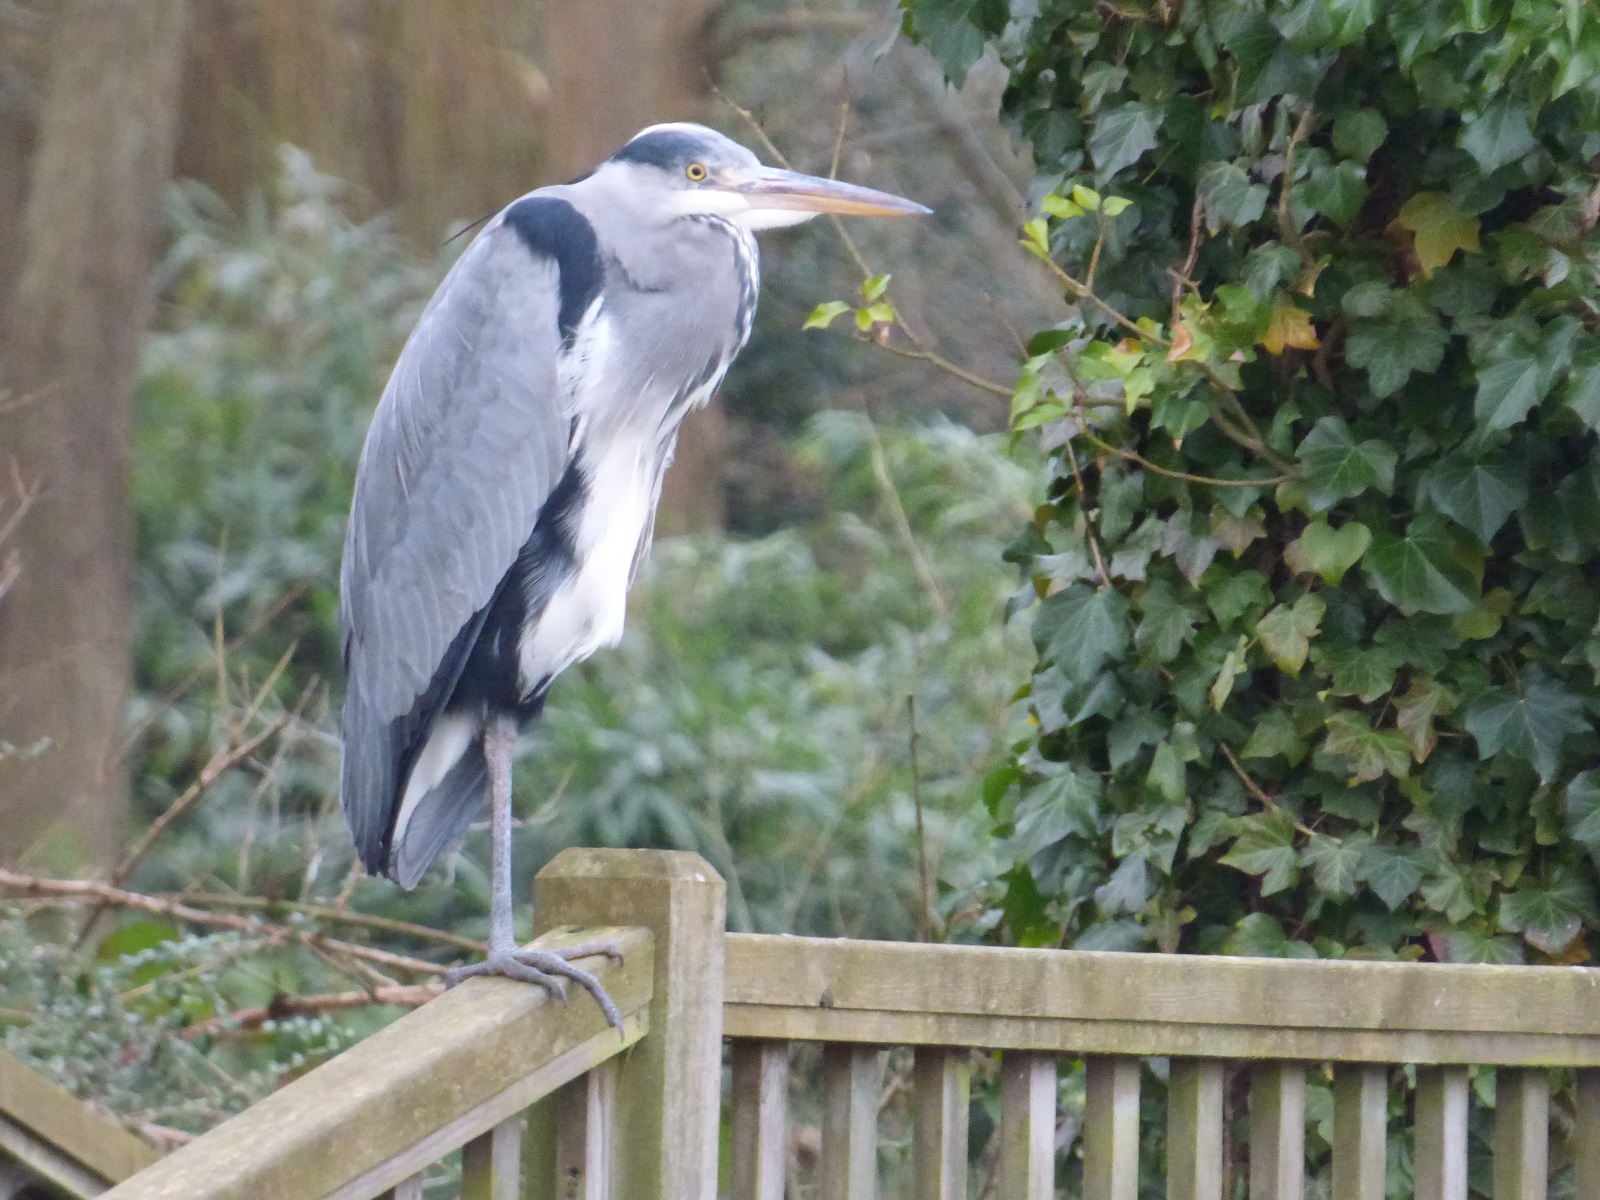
[529,848,725,1200]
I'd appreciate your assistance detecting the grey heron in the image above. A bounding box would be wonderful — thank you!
[339,122,929,1022]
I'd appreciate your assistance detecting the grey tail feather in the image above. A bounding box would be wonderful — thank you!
[341,695,396,878]
[391,738,490,889]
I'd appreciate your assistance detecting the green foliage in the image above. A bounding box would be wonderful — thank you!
[906,0,1600,967]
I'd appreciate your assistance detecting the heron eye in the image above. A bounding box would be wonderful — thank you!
[685,162,708,182]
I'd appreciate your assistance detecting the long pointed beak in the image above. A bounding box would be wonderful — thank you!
[718,166,931,217]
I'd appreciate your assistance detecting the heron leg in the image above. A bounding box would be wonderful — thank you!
[444,714,624,1029]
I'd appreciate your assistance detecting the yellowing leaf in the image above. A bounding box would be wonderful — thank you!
[803,300,850,330]
[1071,184,1103,211]
[1261,301,1320,355]
[1101,195,1133,216]
[1392,192,1481,278]
[1022,218,1051,259]
[862,274,891,301]
[1041,194,1086,220]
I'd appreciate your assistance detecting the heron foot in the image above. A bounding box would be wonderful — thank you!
[445,942,625,1030]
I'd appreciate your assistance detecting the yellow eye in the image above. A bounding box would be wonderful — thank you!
[685,162,708,182]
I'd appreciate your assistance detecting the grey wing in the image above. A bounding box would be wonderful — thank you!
[339,218,571,873]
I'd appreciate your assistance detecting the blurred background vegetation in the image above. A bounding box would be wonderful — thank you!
[0,0,1058,1169]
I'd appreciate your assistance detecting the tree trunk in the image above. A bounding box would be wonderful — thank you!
[543,0,730,533]
[0,0,188,871]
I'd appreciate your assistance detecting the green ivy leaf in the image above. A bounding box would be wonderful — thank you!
[1394,678,1457,763]
[1332,109,1387,163]
[1134,577,1201,664]
[1324,0,1376,45]
[1300,159,1367,228]
[1322,711,1411,783]
[1499,867,1596,954]
[1219,809,1301,895]
[1221,912,1317,958]
[861,274,891,302]
[1035,585,1130,684]
[1210,634,1251,710]
[1563,343,1600,431]
[1255,593,1325,675]
[1464,668,1589,782]
[1474,336,1550,435]
[1420,456,1528,543]
[1301,832,1371,898]
[1284,519,1371,583]
[1242,709,1308,765]
[1346,301,1450,395]
[1565,771,1600,856]
[1197,162,1269,231]
[1363,516,1480,616]
[1357,842,1424,910]
[1011,767,1104,858]
[1296,418,1397,510]
[1459,99,1538,172]
[1088,101,1162,177]
[904,0,1006,86]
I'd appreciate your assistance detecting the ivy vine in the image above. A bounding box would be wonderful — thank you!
[901,0,1600,962]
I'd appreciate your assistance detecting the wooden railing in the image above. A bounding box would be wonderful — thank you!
[0,1048,156,1198]
[65,848,1600,1199]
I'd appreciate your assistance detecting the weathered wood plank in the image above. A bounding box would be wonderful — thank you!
[98,925,651,1200]
[1083,1056,1139,1200]
[1415,1066,1469,1200]
[913,1048,969,1200]
[1575,1069,1600,1200]
[461,1115,522,1200]
[997,1052,1055,1200]
[544,1060,616,1200]
[1492,1068,1547,1200]
[1249,1062,1304,1200]
[721,1004,1600,1065]
[0,1049,156,1186]
[1166,1059,1223,1200]
[376,1176,422,1200]
[723,934,1600,1039]
[1331,1065,1385,1200]
[0,1111,120,1199]
[821,1044,883,1200]
[533,848,725,1200]
[729,1041,787,1200]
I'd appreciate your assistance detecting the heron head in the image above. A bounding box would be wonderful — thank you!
[606,123,931,231]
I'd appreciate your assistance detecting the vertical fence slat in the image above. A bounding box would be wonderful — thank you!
[821,1044,884,1200]
[1331,1064,1386,1200]
[1249,1062,1305,1200]
[552,1060,617,1200]
[1083,1055,1140,1200]
[1167,1058,1223,1200]
[914,1048,970,1200]
[1415,1066,1469,1200]
[730,1040,788,1200]
[1492,1068,1548,1200]
[1577,1070,1600,1200]
[998,1052,1056,1200]
[533,849,725,1200]
[378,1176,423,1200]
[462,1114,523,1200]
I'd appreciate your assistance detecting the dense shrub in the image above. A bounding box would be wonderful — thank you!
[902,0,1600,964]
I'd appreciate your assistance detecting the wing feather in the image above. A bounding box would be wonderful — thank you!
[339,213,578,872]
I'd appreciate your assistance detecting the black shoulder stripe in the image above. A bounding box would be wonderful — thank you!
[502,196,603,348]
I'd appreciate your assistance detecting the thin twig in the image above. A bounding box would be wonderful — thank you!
[875,338,1015,397]
[0,870,455,977]
[1172,193,1205,325]
[1074,424,1287,487]
[180,984,441,1040]
[1277,103,1316,260]
[1061,438,1111,585]
[863,417,948,618]
[1217,741,1323,840]
[168,893,487,955]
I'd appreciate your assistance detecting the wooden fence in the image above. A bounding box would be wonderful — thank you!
[34,848,1600,1199]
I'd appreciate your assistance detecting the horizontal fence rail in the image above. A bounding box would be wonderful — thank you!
[100,924,651,1200]
[722,932,1600,1063]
